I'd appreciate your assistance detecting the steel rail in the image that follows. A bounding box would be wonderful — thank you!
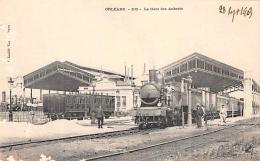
[1,122,258,152]
[84,123,259,161]
[140,123,258,161]
[0,127,147,150]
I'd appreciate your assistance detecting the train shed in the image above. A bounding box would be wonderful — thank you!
[23,61,130,100]
[160,52,260,117]
[160,53,244,93]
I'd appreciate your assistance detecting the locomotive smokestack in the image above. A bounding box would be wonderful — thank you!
[149,69,158,83]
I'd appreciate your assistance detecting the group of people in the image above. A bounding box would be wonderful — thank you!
[195,104,227,128]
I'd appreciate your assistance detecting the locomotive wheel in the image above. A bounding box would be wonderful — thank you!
[139,123,144,130]
[160,123,166,129]
[160,120,166,129]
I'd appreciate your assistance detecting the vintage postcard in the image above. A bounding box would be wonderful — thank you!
[0,0,260,161]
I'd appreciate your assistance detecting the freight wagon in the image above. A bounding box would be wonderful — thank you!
[43,94,115,120]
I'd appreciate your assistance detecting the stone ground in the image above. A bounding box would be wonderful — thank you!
[0,116,258,161]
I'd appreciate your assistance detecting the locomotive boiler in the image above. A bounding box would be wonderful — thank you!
[134,70,176,129]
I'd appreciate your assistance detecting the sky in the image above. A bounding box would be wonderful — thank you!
[0,0,260,95]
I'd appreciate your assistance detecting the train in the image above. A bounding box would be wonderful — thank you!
[43,93,115,120]
[132,69,244,129]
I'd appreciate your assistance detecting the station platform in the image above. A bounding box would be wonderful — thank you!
[0,115,259,146]
[0,116,135,145]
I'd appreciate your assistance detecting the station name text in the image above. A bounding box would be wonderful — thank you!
[105,7,183,12]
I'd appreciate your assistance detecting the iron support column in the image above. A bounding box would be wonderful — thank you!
[187,83,192,126]
[40,89,42,101]
[244,76,253,117]
[30,88,33,104]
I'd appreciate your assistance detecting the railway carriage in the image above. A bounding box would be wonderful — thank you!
[43,93,115,120]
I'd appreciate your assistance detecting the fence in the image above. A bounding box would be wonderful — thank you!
[0,111,49,124]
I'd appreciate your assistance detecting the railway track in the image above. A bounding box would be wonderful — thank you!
[1,118,259,161]
[139,123,259,161]
[84,122,260,161]
[0,127,155,151]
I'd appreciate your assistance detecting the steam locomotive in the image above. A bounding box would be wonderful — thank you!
[133,70,177,129]
[132,69,244,129]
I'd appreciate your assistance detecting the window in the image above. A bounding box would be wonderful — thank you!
[222,69,229,76]
[83,75,89,81]
[213,66,221,74]
[70,72,77,77]
[122,96,126,107]
[180,63,188,72]
[68,96,72,104]
[80,98,84,104]
[53,65,57,71]
[230,72,238,78]
[27,77,33,83]
[188,59,196,69]
[116,96,121,107]
[33,74,39,80]
[76,97,80,104]
[40,71,45,77]
[197,59,205,69]
[46,68,52,74]
[165,70,171,76]
[205,63,213,71]
[172,67,180,75]
[77,73,82,79]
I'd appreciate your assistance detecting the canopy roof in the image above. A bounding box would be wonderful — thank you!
[160,53,244,92]
[23,61,129,91]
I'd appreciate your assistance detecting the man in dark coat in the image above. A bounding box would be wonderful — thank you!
[95,105,104,128]
[196,104,204,128]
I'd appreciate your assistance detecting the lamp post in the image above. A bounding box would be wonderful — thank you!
[8,77,14,121]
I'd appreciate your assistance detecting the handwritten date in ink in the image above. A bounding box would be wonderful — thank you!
[219,5,253,23]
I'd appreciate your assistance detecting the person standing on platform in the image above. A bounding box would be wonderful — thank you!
[196,104,204,128]
[8,108,13,122]
[219,104,227,124]
[95,105,104,128]
[29,108,35,123]
[201,105,206,126]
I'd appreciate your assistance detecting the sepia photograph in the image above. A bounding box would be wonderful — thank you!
[0,0,260,161]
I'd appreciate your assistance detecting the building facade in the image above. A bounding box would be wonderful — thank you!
[79,77,139,114]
